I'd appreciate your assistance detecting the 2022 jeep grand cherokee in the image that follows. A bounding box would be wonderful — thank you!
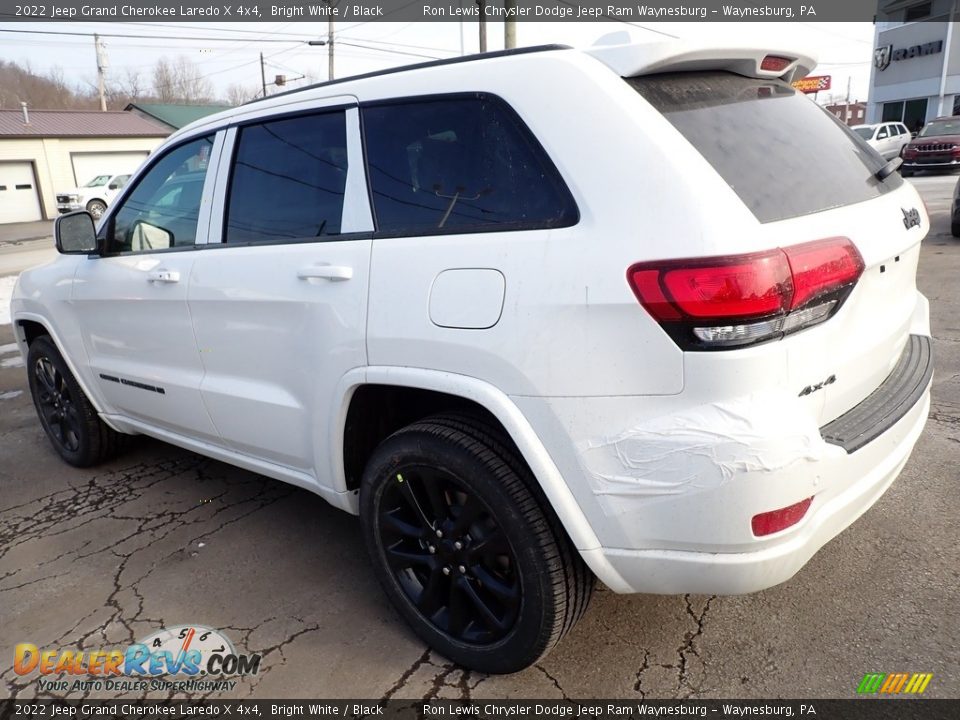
[10,41,933,673]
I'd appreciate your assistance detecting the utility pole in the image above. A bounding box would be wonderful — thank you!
[94,34,107,112]
[845,76,851,125]
[477,0,487,52]
[260,52,267,98]
[326,0,335,80]
[504,0,516,49]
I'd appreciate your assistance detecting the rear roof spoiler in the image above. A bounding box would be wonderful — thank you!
[585,39,817,84]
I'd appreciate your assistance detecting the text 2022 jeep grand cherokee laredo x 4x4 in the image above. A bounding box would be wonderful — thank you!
[10,41,933,674]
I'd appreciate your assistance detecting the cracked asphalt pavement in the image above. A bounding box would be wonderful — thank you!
[1,176,958,701]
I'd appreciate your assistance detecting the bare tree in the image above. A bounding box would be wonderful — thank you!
[106,68,147,108]
[152,56,214,104]
[224,83,258,106]
[0,59,97,110]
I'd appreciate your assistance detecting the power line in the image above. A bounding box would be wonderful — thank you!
[0,27,304,43]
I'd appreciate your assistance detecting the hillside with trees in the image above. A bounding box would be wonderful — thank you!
[0,56,257,110]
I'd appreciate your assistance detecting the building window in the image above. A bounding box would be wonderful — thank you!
[953,96,960,116]
[904,2,932,22]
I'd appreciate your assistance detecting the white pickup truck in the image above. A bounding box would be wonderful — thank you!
[56,173,131,219]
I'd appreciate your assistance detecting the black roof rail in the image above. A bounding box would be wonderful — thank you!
[245,44,572,106]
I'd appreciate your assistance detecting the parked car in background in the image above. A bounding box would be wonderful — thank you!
[56,173,131,219]
[11,41,933,674]
[851,122,911,160]
[900,117,960,176]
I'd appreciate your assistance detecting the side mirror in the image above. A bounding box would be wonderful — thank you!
[54,211,98,255]
[108,183,119,190]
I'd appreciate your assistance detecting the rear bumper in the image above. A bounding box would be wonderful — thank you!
[588,383,930,594]
[517,331,933,595]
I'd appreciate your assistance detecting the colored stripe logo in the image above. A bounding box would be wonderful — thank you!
[857,673,933,694]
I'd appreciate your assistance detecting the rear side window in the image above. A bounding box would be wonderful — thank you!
[628,72,902,224]
[225,111,347,243]
[362,95,577,235]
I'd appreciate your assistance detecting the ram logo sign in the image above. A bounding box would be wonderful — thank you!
[874,40,944,71]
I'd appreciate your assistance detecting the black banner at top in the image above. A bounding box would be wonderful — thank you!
[0,0,889,23]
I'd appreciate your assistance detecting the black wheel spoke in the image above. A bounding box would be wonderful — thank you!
[395,473,438,532]
[420,475,450,520]
[460,577,509,632]
[469,529,510,560]
[417,567,445,617]
[450,494,484,536]
[36,360,57,395]
[381,508,427,538]
[472,564,519,603]
[386,544,434,568]
[447,578,469,636]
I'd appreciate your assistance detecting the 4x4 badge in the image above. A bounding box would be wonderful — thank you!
[902,207,921,230]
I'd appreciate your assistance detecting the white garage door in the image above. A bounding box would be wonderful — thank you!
[71,152,149,187]
[0,162,43,224]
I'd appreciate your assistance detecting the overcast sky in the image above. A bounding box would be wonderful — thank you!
[0,21,876,104]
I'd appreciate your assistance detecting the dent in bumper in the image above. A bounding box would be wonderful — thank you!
[578,393,826,516]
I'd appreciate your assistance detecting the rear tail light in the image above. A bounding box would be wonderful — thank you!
[760,55,793,72]
[628,238,864,350]
[751,497,813,536]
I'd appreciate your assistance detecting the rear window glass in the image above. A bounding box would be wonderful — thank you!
[362,95,578,235]
[627,72,902,224]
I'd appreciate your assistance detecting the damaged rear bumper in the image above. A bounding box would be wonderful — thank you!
[593,385,929,594]
[512,338,932,595]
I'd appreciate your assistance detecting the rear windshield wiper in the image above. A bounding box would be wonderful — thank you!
[876,157,902,182]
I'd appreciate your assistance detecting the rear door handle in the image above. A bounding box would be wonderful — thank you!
[297,265,353,281]
[147,269,180,283]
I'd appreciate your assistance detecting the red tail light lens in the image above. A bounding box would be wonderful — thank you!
[785,238,864,310]
[760,55,793,72]
[628,238,864,350]
[751,497,813,536]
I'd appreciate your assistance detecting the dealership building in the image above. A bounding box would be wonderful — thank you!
[868,2,960,128]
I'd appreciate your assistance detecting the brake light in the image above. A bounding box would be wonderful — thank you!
[627,238,864,350]
[760,55,793,72]
[751,497,813,536]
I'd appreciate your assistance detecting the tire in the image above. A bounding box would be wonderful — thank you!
[952,222,960,238]
[360,413,594,674]
[86,199,107,219]
[27,336,122,467]
[901,168,914,177]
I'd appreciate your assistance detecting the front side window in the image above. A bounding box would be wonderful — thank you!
[108,136,214,253]
[224,111,348,244]
[362,96,577,235]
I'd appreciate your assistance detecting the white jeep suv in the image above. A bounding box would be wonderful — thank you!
[10,42,933,674]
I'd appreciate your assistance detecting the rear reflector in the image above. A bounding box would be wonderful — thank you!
[752,497,813,536]
[760,55,793,72]
[628,238,864,350]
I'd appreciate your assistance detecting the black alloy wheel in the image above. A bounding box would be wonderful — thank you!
[360,413,594,673]
[33,355,82,453]
[377,464,520,645]
[26,336,124,467]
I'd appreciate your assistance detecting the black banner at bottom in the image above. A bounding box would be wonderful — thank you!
[0,700,958,720]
